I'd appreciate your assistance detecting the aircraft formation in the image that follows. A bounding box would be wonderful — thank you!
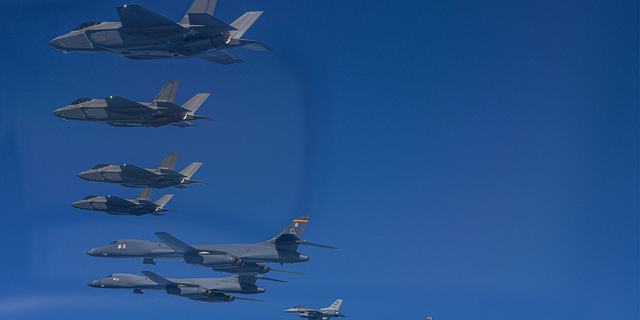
[50,0,347,316]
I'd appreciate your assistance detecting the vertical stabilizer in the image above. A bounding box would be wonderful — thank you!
[269,216,309,242]
[152,81,180,105]
[181,93,210,113]
[180,0,217,25]
[325,299,343,311]
[179,162,203,178]
[158,153,179,170]
[154,194,174,208]
[229,11,263,39]
[137,188,153,201]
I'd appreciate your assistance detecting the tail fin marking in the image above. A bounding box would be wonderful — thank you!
[158,153,179,171]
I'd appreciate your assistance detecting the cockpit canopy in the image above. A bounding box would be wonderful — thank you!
[92,164,109,169]
[83,195,98,200]
[71,98,92,105]
[109,241,117,245]
[74,21,103,31]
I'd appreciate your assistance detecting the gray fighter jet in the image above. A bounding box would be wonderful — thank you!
[88,271,282,302]
[285,299,346,320]
[77,152,204,189]
[49,0,271,64]
[72,188,174,216]
[86,216,335,273]
[52,81,214,128]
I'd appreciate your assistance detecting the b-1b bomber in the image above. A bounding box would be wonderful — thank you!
[86,216,336,274]
[77,152,204,189]
[49,0,271,64]
[88,271,281,303]
[72,188,174,216]
[52,81,214,128]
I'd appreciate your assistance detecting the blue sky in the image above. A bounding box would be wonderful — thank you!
[0,0,637,319]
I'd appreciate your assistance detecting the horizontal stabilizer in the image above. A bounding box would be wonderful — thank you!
[230,39,272,51]
[179,162,203,178]
[233,296,265,302]
[253,275,287,283]
[117,4,183,31]
[137,188,153,201]
[173,184,192,189]
[187,13,236,32]
[229,11,263,39]
[269,268,306,275]
[155,232,198,254]
[171,121,196,127]
[296,240,337,249]
[141,271,176,286]
[197,50,244,65]
[182,93,210,113]
[190,115,216,121]
[158,153,179,171]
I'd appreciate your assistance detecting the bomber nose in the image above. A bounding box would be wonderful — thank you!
[299,254,309,262]
[87,280,100,287]
[86,249,95,255]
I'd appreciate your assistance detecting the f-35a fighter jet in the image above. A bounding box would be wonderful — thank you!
[72,188,174,216]
[52,81,214,128]
[285,299,346,320]
[88,271,281,302]
[49,0,271,64]
[77,152,204,189]
[86,216,336,274]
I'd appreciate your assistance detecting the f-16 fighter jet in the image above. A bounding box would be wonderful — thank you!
[86,216,335,274]
[88,271,282,302]
[72,188,174,216]
[77,152,204,189]
[49,0,271,64]
[285,299,346,320]
[52,81,214,128]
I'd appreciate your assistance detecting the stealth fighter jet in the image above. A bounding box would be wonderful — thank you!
[86,216,335,273]
[77,152,204,189]
[285,299,346,320]
[72,188,174,216]
[88,271,281,302]
[49,0,271,64]
[52,81,214,128]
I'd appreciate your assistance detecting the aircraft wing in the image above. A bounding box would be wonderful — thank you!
[116,4,183,32]
[118,164,156,176]
[104,195,133,205]
[104,96,149,111]
[196,50,244,65]
[171,121,196,127]
[155,232,200,254]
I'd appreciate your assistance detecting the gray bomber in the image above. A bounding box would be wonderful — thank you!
[72,188,174,216]
[77,152,204,189]
[284,299,346,320]
[86,216,336,274]
[88,271,280,302]
[52,81,214,128]
[49,0,271,64]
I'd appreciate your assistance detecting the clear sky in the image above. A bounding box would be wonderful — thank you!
[0,1,637,319]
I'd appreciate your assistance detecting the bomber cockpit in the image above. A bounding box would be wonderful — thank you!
[83,195,98,200]
[109,241,117,245]
[71,98,92,105]
[92,164,109,169]
[74,21,103,31]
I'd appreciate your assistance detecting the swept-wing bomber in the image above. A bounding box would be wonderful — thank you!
[86,216,336,274]
[77,152,204,189]
[52,81,214,128]
[285,299,346,320]
[88,271,281,302]
[49,0,271,64]
[72,188,174,216]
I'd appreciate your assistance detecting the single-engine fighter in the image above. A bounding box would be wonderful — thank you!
[72,188,174,216]
[49,0,271,64]
[77,152,204,189]
[88,271,283,302]
[285,299,346,320]
[52,81,214,128]
[86,216,336,273]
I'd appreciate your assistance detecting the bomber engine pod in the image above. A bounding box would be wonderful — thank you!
[183,252,243,266]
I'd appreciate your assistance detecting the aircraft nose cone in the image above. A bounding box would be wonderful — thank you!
[78,171,103,181]
[299,254,309,262]
[87,280,100,287]
[256,287,265,293]
[86,249,95,256]
[72,201,92,210]
[53,106,85,120]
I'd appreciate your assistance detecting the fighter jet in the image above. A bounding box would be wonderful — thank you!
[86,216,336,274]
[77,152,204,189]
[72,188,174,216]
[49,0,271,64]
[88,271,282,302]
[52,81,214,128]
[285,299,346,320]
